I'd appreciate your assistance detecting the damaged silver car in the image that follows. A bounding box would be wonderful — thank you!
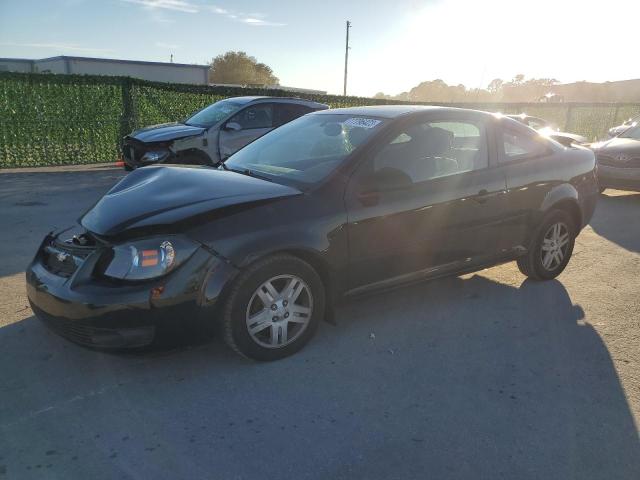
[121,96,328,169]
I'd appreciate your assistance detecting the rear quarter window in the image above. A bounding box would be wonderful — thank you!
[500,122,550,163]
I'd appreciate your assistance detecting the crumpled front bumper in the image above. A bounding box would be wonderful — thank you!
[26,234,238,349]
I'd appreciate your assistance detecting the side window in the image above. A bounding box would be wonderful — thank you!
[275,104,311,127]
[501,128,547,162]
[372,118,488,185]
[229,104,274,130]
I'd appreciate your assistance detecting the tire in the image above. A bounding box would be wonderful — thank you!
[517,209,576,281]
[222,254,325,361]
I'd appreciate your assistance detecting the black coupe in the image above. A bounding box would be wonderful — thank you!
[27,106,599,360]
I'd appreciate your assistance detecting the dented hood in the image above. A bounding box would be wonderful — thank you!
[128,122,205,143]
[81,166,301,237]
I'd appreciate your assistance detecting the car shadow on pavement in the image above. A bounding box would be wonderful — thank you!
[1,274,638,479]
[590,191,640,253]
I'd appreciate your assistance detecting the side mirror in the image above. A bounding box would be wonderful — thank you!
[224,122,242,132]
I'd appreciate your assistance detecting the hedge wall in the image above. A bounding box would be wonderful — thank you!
[1,71,639,168]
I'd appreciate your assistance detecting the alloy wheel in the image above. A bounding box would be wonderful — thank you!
[540,222,570,271]
[245,275,313,349]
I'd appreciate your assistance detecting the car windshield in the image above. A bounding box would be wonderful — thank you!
[185,99,243,127]
[618,124,640,140]
[223,113,386,188]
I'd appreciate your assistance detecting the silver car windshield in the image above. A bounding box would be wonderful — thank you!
[185,99,243,127]
[618,125,640,140]
[223,114,386,188]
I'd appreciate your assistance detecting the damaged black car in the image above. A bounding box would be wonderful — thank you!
[27,106,598,360]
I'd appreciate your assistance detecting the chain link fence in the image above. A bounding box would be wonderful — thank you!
[2,72,639,168]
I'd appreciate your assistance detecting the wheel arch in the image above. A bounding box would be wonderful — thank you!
[241,247,340,309]
[548,198,582,231]
[540,183,583,230]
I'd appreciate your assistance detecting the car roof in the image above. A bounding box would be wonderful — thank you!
[312,105,492,119]
[506,114,547,122]
[223,96,328,108]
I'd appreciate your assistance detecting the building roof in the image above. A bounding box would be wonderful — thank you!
[0,58,35,63]
[33,55,209,70]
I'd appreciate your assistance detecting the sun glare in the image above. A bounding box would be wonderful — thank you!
[359,0,640,96]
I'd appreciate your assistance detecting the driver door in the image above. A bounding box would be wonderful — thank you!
[345,112,507,291]
[219,103,275,159]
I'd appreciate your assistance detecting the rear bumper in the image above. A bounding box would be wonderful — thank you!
[598,165,640,191]
[26,240,238,349]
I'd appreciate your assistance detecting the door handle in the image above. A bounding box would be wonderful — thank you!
[357,190,380,206]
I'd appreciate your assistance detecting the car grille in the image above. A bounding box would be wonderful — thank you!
[122,139,147,163]
[42,238,96,278]
[38,310,102,344]
[597,153,640,168]
[31,304,121,347]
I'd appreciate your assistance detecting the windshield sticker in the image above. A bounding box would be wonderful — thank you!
[342,118,381,129]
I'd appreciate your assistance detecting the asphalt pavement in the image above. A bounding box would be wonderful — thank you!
[0,165,638,479]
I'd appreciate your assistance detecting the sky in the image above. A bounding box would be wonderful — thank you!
[0,0,638,97]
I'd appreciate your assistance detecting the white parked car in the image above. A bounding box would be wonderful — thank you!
[121,96,328,169]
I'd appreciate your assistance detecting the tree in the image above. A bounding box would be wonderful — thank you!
[512,74,525,85]
[209,51,279,86]
[487,78,503,94]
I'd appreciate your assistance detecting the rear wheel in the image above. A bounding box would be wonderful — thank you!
[517,210,576,280]
[222,254,325,361]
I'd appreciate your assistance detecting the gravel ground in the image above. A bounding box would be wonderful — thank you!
[0,166,638,479]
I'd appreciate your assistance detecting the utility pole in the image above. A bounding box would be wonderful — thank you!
[343,20,351,97]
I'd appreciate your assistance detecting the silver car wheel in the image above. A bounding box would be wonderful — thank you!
[245,275,313,349]
[540,222,570,271]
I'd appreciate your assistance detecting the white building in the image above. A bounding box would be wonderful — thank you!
[0,56,210,85]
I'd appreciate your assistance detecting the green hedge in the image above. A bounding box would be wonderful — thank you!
[1,71,639,168]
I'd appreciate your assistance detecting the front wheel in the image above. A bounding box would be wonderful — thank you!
[517,210,576,281]
[222,254,325,361]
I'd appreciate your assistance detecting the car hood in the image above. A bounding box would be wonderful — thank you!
[80,166,301,237]
[592,137,640,154]
[608,125,629,137]
[129,122,206,143]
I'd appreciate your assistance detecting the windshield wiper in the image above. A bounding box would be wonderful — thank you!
[227,167,274,182]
